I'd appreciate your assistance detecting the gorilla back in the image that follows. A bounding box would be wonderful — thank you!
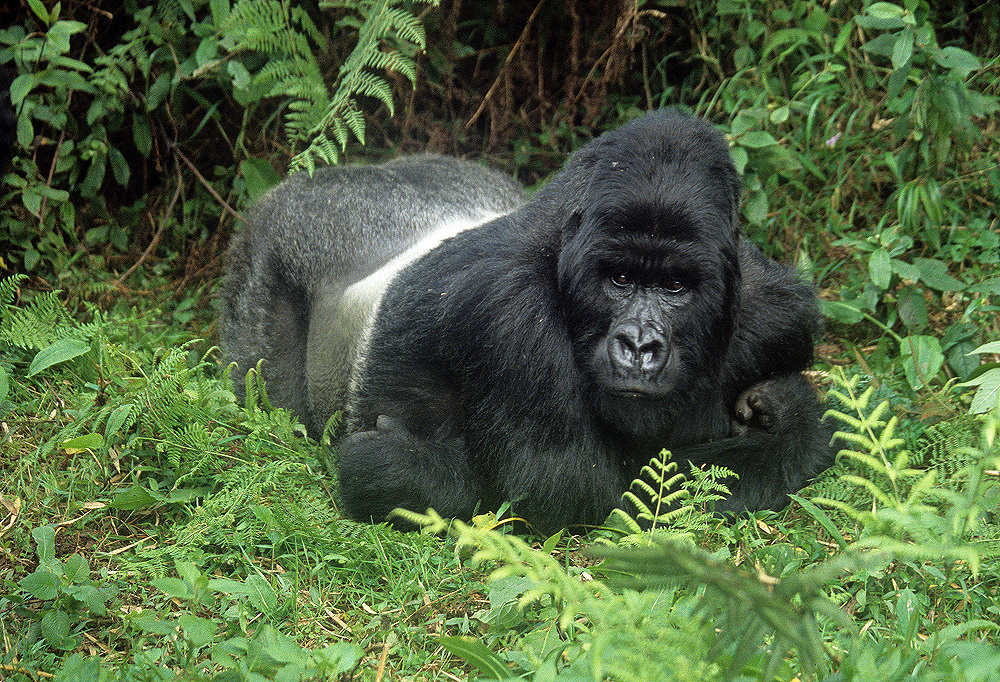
[223,110,833,533]
[221,154,526,437]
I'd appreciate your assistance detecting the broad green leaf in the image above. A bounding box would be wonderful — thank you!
[438,636,515,680]
[240,158,281,205]
[108,483,156,510]
[36,69,94,92]
[860,32,897,57]
[729,145,749,174]
[897,285,927,330]
[25,0,51,24]
[208,578,252,596]
[968,278,1000,295]
[174,560,204,587]
[132,112,152,156]
[966,370,1000,414]
[50,55,93,73]
[868,247,892,290]
[178,613,216,648]
[228,59,251,92]
[913,257,964,292]
[60,432,105,451]
[195,36,219,68]
[933,46,982,78]
[105,404,133,441]
[246,574,278,613]
[210,0,230,27]
[733,45,754,70]
[737,130,778,148]
[743,189,768,225]
[867,2,906,18]
[129,611,178,636]
[36,184,70,201]
[887,62,911,101]
[20,569,60,600]
[770,105,790,124]
[820,300,863,324]
[107,145,129,185]
[10,73,35,106]
[890,258,920,281]
[73,584,109,616]
[968,341,1000,355]
[28,338,90,377]
[46,20,89,51]
[32,525,56,564]
[151,576,195,600]
[41,609,72,647]
[313,643,364,674]
[890,28,913,70]
[833,21,852,53]
[761,28,810,62]
[63,553,90,583]
[146,72,171,111]
[54,654,105,681]
[900,335,944,390]
[255,625,305,665]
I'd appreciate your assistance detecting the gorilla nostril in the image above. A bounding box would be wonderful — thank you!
[610,322,669,374]
[611,331,639,366]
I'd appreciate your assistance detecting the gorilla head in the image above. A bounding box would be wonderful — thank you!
[553,111,744,441]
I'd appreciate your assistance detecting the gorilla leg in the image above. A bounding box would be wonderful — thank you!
[337,416,483,525]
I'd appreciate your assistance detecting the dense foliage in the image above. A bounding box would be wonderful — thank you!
[0,0,998,679]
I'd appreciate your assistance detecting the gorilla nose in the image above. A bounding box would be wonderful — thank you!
[609,321,669,376]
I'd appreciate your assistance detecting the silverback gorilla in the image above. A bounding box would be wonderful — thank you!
[222,109,833,533]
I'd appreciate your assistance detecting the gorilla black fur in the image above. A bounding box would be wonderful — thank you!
[222,109,833,533]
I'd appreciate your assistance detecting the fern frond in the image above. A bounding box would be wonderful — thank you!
[288,0,432,170]
[0,276,97,351]
[0,274,26,306]
[367,49,416,81]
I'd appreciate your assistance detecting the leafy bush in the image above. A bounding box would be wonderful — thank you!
[1,0,430,278]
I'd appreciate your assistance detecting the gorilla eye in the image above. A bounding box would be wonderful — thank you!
[662,278,687,294]
[609,272,633,288]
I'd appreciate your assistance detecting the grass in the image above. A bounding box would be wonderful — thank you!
[0,271,998,681]
[1,2,999,668]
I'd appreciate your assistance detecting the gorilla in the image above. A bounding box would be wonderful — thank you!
[222,109,833,533]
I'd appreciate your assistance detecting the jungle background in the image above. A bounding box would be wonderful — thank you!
[0,0,999,679]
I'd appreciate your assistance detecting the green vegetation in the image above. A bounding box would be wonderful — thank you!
[1,0,998,679]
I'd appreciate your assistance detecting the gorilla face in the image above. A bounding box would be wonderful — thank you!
[557,150,741,440]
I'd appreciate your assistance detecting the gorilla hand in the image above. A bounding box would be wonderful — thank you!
[731,374,821,437]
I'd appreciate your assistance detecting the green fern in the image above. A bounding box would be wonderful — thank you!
[411,509,840,681]
[290,0,432,170]
[813,369,989,571]
[609,452,732,540]
[0,275,96,351]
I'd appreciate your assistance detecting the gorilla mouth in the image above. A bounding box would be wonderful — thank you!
[603,384,672,400]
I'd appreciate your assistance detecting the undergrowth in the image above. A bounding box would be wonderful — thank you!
[2,273,999,680]
[0,0,997,679]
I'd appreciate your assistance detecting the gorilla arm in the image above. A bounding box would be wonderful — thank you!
[677,372,833,512]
